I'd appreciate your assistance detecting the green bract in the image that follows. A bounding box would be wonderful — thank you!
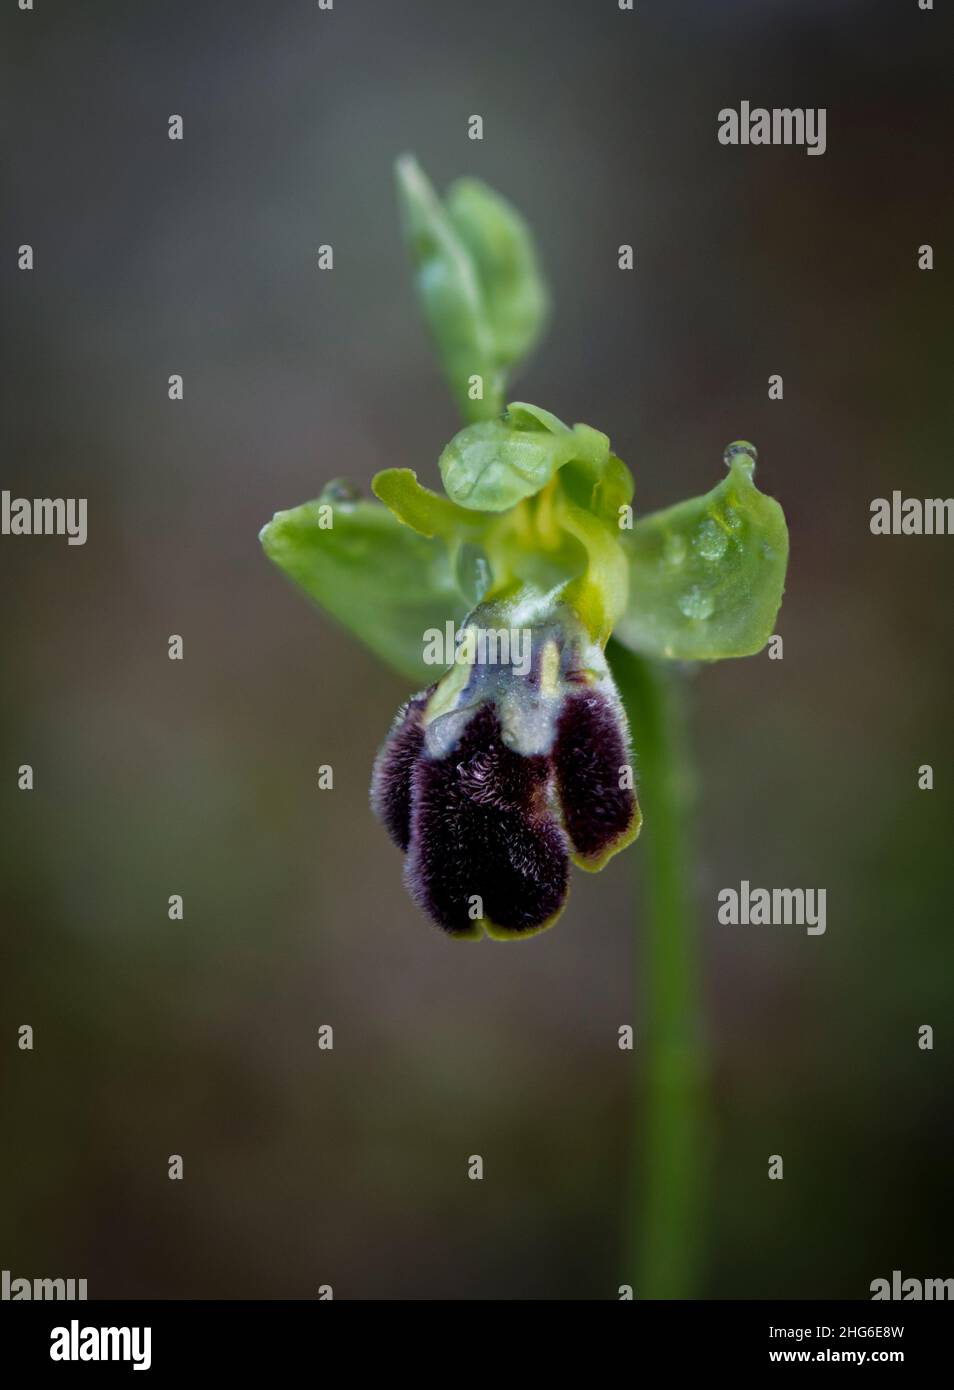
[443,178,549,373]
[395,155,548,422]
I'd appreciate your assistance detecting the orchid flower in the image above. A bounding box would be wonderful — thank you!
[260,156,788,942]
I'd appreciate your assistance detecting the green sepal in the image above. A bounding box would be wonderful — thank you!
[613,451,788,661]
[438,405,579,511]
[437,400,631,518]
[260,484,468,684]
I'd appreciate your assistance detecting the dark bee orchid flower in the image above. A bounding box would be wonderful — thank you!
[371,605,640,938]
[259,156,788,942]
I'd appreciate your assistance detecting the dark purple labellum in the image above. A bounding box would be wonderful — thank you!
[370,609,641,939]
[553,689,638,870]
[370,693,430,852]
[405,705,569,937]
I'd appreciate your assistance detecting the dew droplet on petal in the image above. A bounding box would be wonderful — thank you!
[321,477,363,508]
[678,586,715,620]
[694,517,728,562]
[723,440,758,474]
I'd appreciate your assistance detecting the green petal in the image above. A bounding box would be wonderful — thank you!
[371,467,487,540]
[395,156,502,421]
[591,452,635,527]
[444,176,549,373]
[260,486,468,684]
[613,448,788,661]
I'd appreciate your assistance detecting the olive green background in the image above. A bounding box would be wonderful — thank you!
[2,0,952,1298]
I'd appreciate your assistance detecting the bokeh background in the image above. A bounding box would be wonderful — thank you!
[2,0,952,1299]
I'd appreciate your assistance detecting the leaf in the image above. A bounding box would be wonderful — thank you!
[444,176,549,373]
[395,156,502,422]
[260,486,468,684]
[613,450,788,661]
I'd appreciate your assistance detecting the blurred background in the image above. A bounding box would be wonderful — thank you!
[1,0,952,1299]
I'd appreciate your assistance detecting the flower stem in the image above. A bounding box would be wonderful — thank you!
[609,643,707,1299]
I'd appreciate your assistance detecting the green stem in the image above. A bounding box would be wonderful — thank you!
[609,643,707,1299]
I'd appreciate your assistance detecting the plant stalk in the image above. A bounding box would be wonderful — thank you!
[610,643,706,1299]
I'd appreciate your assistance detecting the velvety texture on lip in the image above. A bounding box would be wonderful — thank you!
[553,688,638,869]
[370,693,430,853]
[405,704,569,937]
[370,606,642,937]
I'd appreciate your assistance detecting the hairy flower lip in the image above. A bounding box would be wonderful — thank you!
[370,603,640,939]
[404,702,570,938]
[554,688,643,873]
[370,693,430,853]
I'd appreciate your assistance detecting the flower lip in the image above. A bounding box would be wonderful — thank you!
[554,687,642,871]
[406,702,570,938]
[370,601,641,938]
[370,692,430,853]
